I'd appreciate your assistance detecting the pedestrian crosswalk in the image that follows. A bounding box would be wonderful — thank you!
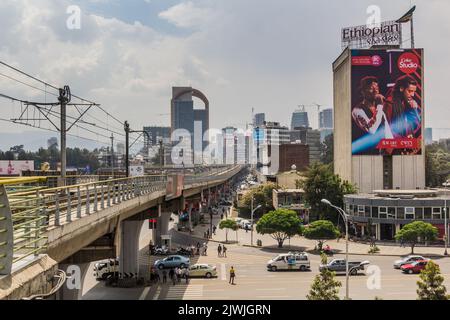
[165,285,204,300]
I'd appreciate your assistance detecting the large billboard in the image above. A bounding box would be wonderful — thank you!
[351,49,423,155]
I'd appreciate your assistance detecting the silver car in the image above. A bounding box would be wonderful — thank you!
[393,255,428,269]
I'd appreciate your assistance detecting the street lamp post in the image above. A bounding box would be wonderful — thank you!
[250,196,262,246]
[321,199,349,300]
[445,200,448,256]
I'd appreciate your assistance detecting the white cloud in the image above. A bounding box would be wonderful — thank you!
[158,1,212,28]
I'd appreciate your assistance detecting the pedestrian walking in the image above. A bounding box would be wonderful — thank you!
[162,269,167,284]
[229,266,236,285]
[222,245,227,258]
[206,228,210,239]
[213,225,217,235]
[217,244,222,257]
[175,267,181,283]
[220,213,224,220]
[196,242,201,255]
[169,269,176,285]
[184,267,190,284]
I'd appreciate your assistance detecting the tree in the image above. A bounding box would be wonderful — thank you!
[300,163,357,223]
[417,260,449,300]
[395,221,438,254]
[219,219,238,243]
[255,209,303,248]
[303,220,340,251]
[238,183,277,216]
[425,144,450,187]
[307,253,341,300]
[320,133,333,165]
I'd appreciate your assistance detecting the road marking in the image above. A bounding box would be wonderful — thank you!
[221,263,226,280]
[166,285,204,300]
[153,287,161,300]
[255,288,286,291]
[139,287,151,300]
[204,289,225,292]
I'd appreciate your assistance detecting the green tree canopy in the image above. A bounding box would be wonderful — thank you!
[238,183,277,216]
[307,253,341,300]
[320,133,333,165]
[425,144,450,187]
[255,209,303,248]
[219,219,238,243]
[300,163,357,223]
[303,220,341,251]
[395,221,438,254]
[417,260,449,300]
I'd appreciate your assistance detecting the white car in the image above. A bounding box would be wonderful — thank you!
[393,255,428,269]
[238,219,251,229]
[267,253,310,271]
[93,259,119,280]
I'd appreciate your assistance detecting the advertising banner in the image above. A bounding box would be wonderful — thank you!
[0,160,34,176]
[351,49,423,156]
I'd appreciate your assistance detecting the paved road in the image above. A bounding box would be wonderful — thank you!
[80,221,450,300]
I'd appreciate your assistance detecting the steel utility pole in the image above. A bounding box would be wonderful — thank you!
[111,133,115,178]
[58,86,71,185]
[159,139,164,170]
[125,121,130,177]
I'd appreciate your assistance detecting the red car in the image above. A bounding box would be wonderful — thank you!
[400,260,430,274]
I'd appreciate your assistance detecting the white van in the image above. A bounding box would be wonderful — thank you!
[267,252,310,272]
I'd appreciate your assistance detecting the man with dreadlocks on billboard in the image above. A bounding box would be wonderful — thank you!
[384,75,422,155]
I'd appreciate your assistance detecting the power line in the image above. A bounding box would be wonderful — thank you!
[0,117,111,146]
[0,60,124,127]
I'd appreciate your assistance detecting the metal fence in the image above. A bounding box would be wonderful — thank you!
[0,165,243,275]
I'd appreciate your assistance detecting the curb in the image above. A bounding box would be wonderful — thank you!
[241,245,447,258]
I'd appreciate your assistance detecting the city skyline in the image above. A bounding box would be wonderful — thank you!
[1,0,450,153]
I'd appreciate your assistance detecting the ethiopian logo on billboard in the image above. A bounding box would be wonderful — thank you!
[351,49,423,156]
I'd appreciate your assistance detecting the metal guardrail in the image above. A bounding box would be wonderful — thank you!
[0,165,243,275]
[0,177,48,275]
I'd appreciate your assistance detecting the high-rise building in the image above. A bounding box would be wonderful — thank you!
[254,113,265,127]
[261,122,290,145]
[143,127,171,147]
[425,128,433,145]
[290,108,309,130]
[171,87,209,165]
[289,127,322,163]
[333,48,425,193]
[319,108,333,129]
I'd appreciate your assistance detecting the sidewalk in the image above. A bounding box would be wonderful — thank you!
[179,207,449,258]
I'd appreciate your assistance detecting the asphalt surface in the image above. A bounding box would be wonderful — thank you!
[80,222,450,300]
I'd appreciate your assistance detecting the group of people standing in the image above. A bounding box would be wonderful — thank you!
[217,244,228,257]
[150,266,190,285]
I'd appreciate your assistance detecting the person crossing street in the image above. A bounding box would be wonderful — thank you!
[217,244,222,257]
[229,266,236,285]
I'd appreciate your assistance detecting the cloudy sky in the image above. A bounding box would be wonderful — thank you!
[0,0,449,151]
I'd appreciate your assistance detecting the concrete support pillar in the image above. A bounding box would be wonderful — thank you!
[119,219,144,277]
[361,225,365,237]
[375,223,381,241]
[58,262,90,300]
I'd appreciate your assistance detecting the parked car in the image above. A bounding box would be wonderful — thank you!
[154,255,190,270]
[234,218,244,225]
[189,264,217,278]
[238,219,251,229]
[401,260,430,274]
[319,259,370,275]
[93,258,119,280]
[393,255,428,269]
[267,252,310,271]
